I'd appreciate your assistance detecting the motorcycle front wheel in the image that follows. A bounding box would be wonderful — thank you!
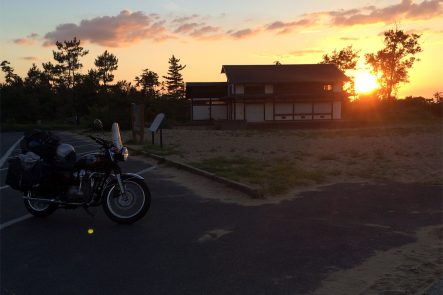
[102,178,151,224]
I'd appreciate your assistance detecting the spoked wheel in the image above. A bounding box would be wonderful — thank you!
[102,178,151,224]
[24,193,57,217]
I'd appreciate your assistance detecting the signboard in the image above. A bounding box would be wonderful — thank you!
[131,103,144,143]
[149,113,165,132]
[148,113,165,148]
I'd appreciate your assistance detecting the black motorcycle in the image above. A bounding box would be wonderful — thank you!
[6,121,151,224]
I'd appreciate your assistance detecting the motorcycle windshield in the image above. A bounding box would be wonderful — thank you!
[111,122,123,150]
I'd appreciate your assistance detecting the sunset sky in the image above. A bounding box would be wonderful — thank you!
[1,0,442,98]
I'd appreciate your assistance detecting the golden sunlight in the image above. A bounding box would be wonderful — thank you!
[354,70,379,93]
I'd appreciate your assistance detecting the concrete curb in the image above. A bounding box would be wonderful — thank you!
[127,147,263,199]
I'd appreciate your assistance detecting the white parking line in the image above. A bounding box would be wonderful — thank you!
[0,136,23,167]
[135,166,156,175]
[1,185,10,190]
[0,214,33,231]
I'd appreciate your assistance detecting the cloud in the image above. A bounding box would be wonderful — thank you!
[43,10,172,47]
[190,26,220,38]
[229,28,261,39]
[340,37,359,41]
[266,18,319,34]
[174,22,201,33]
[13,33,39,46]
[37,1,443,48]
[14,38,35,45]
[171,14,199,24]
[328,0,443,26]
[21,56,39,61]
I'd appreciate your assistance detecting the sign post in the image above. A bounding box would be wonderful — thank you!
[131,103,145,143]
[148,113,165,148]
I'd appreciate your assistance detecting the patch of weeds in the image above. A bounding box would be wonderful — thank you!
[191,156,327,196]
[143,143,183,157]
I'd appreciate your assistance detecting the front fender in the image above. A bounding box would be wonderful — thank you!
[122,173,144,181]
[102,173,145,194]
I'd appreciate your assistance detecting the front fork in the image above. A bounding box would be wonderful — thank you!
[115,173,126,194]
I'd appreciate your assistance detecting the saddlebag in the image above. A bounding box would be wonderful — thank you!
[20,129,60,160]
[5,153,51,193]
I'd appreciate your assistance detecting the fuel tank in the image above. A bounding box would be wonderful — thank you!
[75,153,106,170]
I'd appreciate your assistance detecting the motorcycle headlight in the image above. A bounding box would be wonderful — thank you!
[120,147,129,161]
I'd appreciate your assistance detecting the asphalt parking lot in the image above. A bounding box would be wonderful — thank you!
[1,131,442,294]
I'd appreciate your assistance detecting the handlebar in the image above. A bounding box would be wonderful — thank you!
[88,135,112,148]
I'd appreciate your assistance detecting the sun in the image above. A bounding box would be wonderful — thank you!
[354,70,379,93]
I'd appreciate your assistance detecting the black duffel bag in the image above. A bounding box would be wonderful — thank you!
[5,157,53,192]
[5,157,42,191]
[20,130,60,160]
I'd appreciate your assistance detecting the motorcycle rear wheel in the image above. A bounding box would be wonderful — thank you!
[102,178,151,224]
[24,198,57,217]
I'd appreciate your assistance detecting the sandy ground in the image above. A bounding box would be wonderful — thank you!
[312,225,443,295]
[123,121,442,196]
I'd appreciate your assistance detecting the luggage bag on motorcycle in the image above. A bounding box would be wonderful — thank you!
[20,129,60,160]
[5,154,50,193]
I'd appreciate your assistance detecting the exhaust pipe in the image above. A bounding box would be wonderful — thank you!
[22,196,86,206]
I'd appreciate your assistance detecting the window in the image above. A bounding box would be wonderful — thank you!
[323,84,333,91]
[244,85,265,95]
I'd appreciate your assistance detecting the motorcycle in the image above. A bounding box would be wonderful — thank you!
[6,121,151,224]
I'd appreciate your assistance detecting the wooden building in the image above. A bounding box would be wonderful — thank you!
[186,64,348,122]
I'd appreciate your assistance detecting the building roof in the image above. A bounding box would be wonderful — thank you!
[221,64,348,84]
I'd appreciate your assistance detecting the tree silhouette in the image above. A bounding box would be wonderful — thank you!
[95,50,118,87]
[319,45,360,72]
[135,68,160,97]
[52,37,89,90]
[163,55,186,98]
[1,60,23,86]
[366,28,422,99]
[52,37,89,123]
[320,46,360,97]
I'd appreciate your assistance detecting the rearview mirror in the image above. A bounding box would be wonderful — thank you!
[93,119,103,131]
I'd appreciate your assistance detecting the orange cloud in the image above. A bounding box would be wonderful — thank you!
[328,0,443,26]
[38,1,443,48]
[13,33,39,46]
[266,18,319,34]
[21,56,39,61]
[43,10,173,47]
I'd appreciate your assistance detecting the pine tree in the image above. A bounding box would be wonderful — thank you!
[162,55,186,98]
[95,50,118,87]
